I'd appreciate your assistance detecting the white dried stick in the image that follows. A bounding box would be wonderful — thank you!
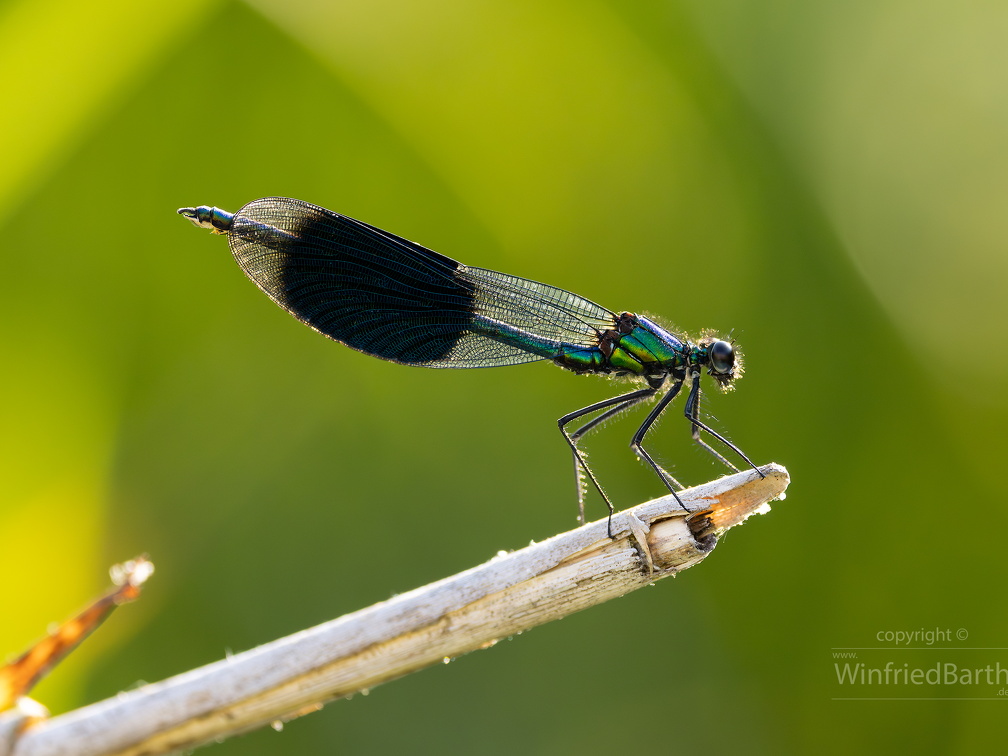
[9,464,789,756]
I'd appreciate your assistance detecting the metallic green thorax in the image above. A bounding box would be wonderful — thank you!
[554,313,691,387]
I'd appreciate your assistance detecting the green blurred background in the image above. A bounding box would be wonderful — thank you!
[3,0,1007,753]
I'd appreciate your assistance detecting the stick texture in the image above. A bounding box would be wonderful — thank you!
[8,464,788,756]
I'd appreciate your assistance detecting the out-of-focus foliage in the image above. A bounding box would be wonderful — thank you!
[2,1,1006,753]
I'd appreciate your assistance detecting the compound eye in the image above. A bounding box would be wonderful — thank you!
[709,340,734,375]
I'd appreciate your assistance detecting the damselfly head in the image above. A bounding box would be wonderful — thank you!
[698,335,743,390]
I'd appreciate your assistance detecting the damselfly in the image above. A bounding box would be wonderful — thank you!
[179,197,760,535]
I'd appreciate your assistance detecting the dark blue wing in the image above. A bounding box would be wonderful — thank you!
[226,197,617,368]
